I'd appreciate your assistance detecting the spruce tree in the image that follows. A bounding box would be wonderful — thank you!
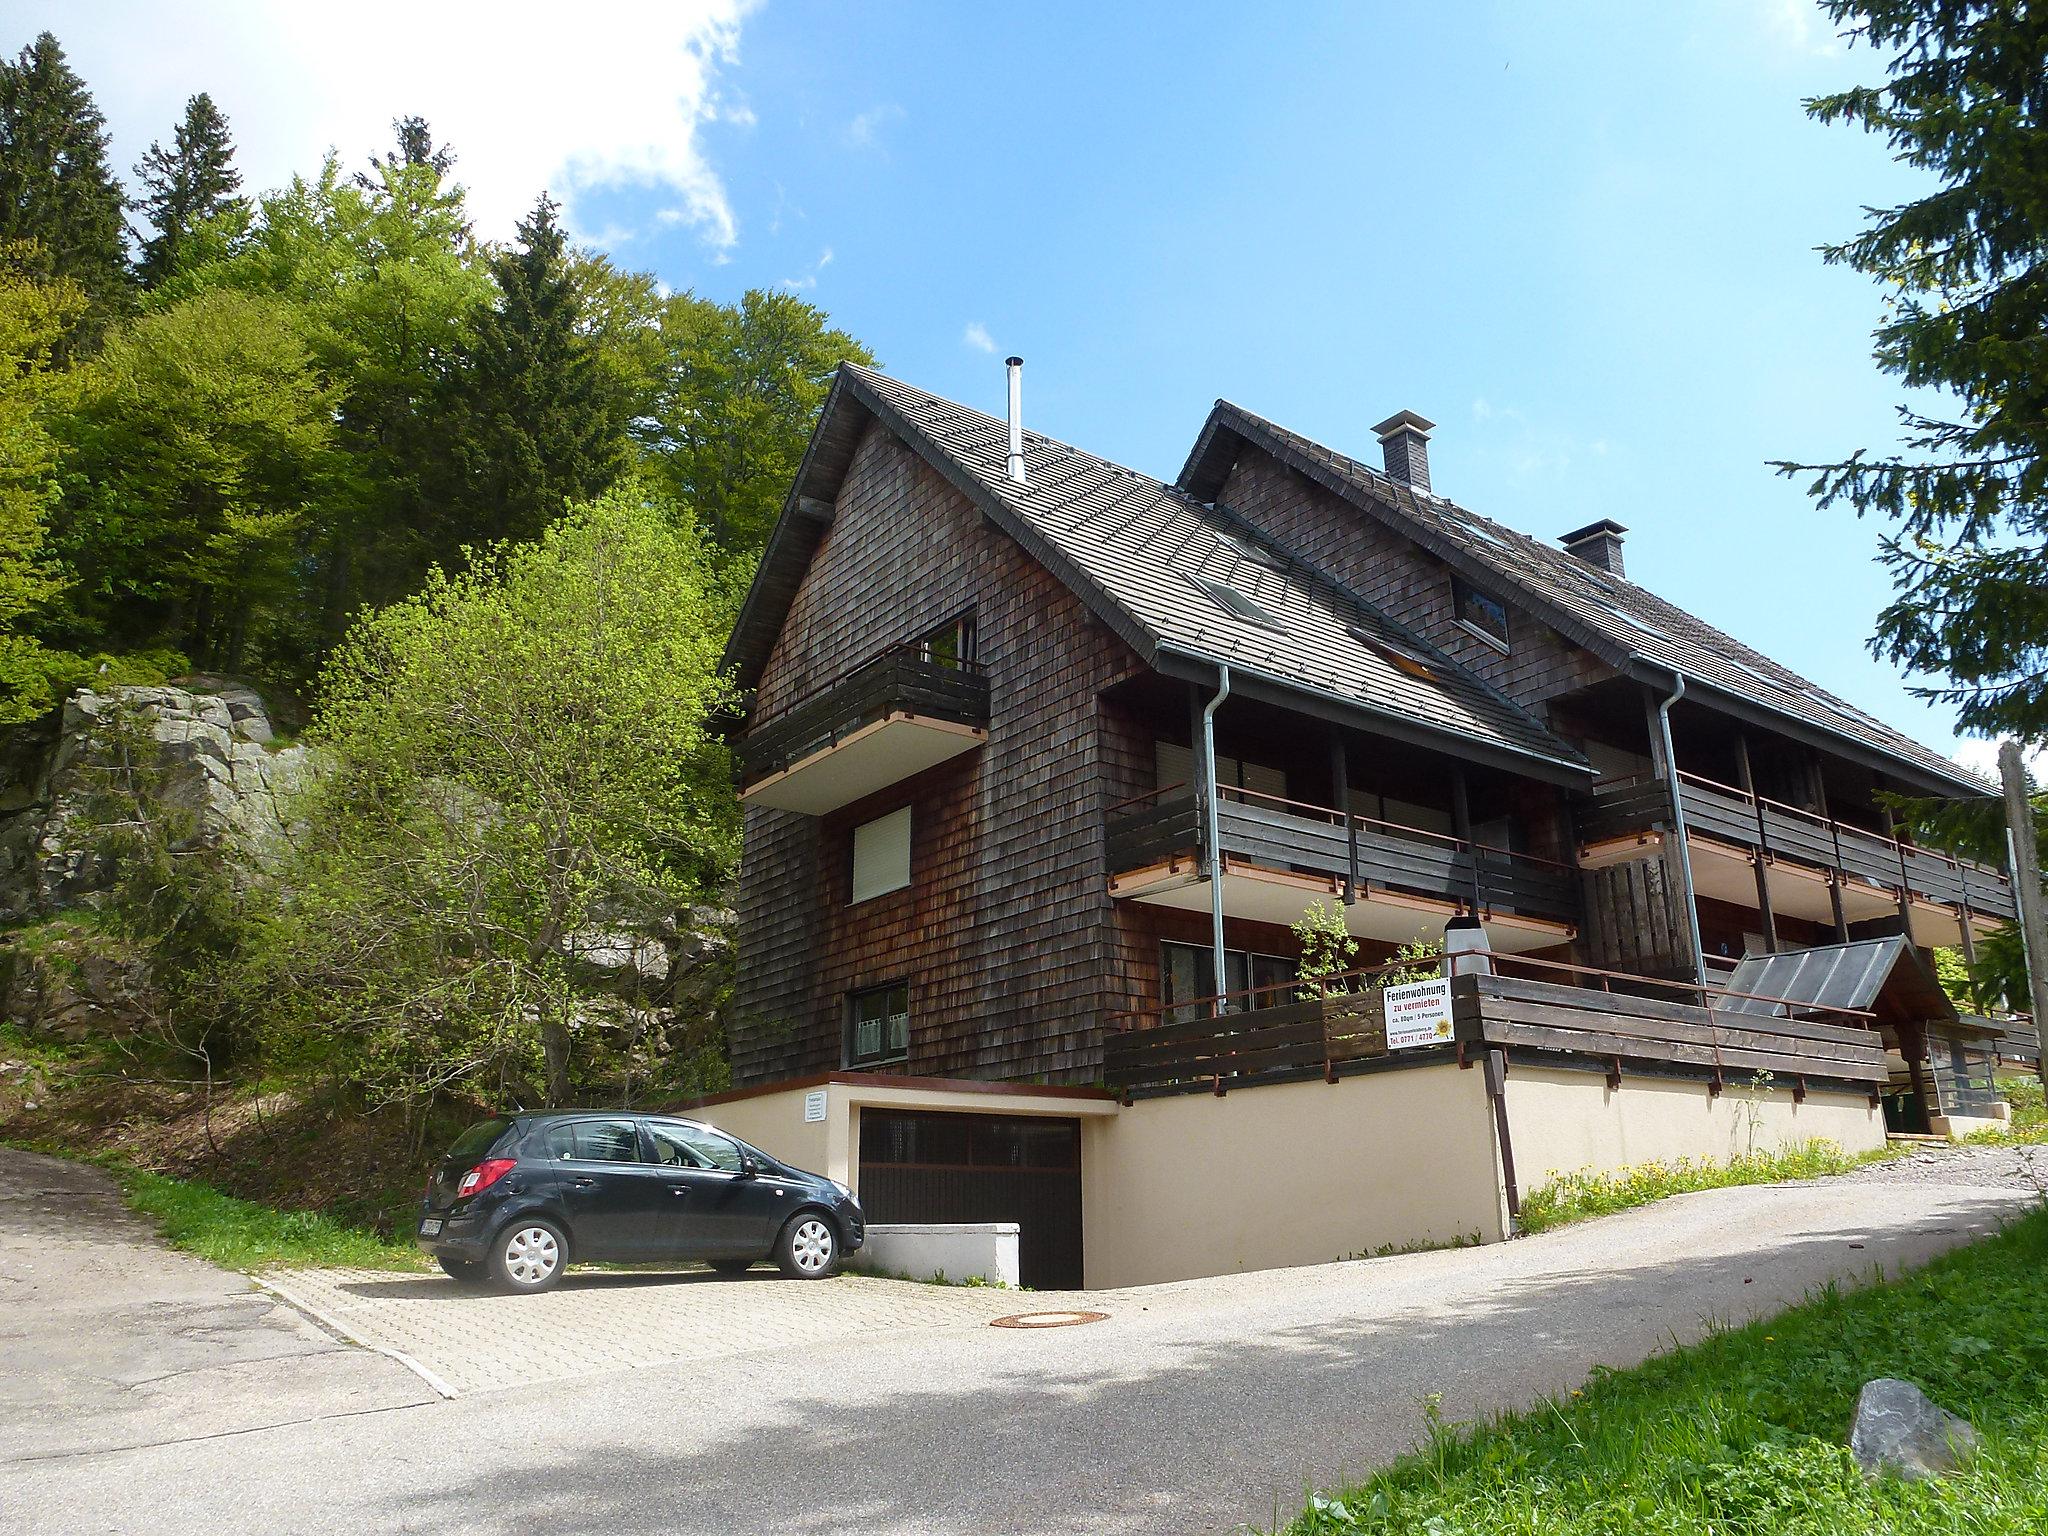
[133,92,242,288]
[1778,2,2048,742]
[439,193,626,547]
[0,32,128,312]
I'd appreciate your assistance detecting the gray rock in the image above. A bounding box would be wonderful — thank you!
[1850,1377,1979,1481]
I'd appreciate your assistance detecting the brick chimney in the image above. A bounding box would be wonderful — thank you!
[1372,410,1435,493]
[1559,519,1628,577]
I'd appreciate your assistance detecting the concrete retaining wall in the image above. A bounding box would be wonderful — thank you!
[1503,1064,1886,1196]
[851,1222,1022,1287]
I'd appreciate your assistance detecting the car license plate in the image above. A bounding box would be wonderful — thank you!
[419,1218,443,1237]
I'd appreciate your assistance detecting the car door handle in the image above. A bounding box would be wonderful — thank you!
[667,1184,692,1195]
[571,1177,597,1188]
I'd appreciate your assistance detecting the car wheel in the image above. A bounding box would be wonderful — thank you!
[709,1258,754,1275]
[438,1254,488,1285]
[774,1212,839,1279]
[490,1219,567,1293]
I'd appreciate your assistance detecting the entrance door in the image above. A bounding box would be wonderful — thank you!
[857,1110,1083,1289]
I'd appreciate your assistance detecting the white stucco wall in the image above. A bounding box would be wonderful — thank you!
[1503,1065,1886,1198]
[851,1222,1022,1287]
[1081,1063,1508,1290]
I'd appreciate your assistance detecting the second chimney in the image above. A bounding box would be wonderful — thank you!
[1372,410,1436,493]
[1559,519,1629,577]
[1005,356,1026,485]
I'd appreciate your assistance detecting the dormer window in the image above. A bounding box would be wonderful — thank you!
[1452,575,1510,652]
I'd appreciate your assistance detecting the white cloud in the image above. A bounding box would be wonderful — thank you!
[848,103,905,148]
[1951,738,2047,786]
[53,0,759,248]
[963,321,996,354]
[782,245,833,290]
[1758,0,1842,59]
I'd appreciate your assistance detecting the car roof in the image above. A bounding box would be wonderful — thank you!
[505,1110,716,1130]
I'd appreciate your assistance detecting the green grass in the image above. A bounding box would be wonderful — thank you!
[1517,1139,1888,1234]
[1280,1204,2048,1535]
[82,1154,424,1271]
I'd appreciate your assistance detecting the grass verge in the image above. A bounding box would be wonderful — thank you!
[1517,1139,1888,1234]
[7,1139,423,1271]
[1282,1204,2048,1534]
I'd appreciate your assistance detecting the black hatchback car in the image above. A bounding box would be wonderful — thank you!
[417,1112,864,1293]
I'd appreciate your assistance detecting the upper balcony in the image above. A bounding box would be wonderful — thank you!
[1105,783,1580,953]
[1578,770,2015,947]
[736,649,991,815]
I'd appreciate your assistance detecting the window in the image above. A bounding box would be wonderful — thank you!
[546,1120,642,1163]
[1348,622,1439,680]
[1154,741,1287,802]
[847,982,910,1067]
[918,613,977,670]
[1189,575,1288,633]
[1452,576,1510,651]
[645,1121,747,1173]
[851,806,912,903]
[1160,941,1298,1023]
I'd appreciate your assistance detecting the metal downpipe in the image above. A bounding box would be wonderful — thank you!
[1204,666,1232,1011]
[1656,674,1708,992]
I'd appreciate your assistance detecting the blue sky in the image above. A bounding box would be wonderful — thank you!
[59,2,1984,766]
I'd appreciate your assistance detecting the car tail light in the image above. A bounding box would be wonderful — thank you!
[456,1158,516,1199]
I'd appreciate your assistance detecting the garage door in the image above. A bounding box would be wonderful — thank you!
[857,1110,1083,1290]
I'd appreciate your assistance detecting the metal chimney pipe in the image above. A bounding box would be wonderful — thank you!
[1005,356,1025,485]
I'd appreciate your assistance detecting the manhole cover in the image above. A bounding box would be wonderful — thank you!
[989,1310,1108,1330]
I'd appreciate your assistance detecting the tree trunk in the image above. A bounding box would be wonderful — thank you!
[542,1013,572,1106]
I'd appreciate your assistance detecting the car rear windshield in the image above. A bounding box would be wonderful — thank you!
[445,1118,513,1161]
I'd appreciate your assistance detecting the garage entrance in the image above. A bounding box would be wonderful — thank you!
[856,1109,1083,1289]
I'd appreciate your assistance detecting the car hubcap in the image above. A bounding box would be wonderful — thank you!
[505,1226,559,1284]
[792,1219,832,1274]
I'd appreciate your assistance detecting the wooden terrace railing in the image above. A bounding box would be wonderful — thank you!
[1579,770,2015,923]
[1104,781,1581,924]
[736,646,989,784]
[1103,952,1888,1099]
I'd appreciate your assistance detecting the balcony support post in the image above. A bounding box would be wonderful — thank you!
[1734,733,1778,953]
[1882,805,1915,937]
[1451,765,1481,914]
[1811,760,1852,941]
[1330,729,1357,904]
[1201,668,1232,1020]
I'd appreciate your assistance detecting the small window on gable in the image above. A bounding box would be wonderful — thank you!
[1452,575,1510,651]
[1190,576,1287,633]
[851,806,912,904]
[918,613,977,670]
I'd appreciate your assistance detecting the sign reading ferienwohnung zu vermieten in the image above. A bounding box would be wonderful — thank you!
[1382,977,1455,1050]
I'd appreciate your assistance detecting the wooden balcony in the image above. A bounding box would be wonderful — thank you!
[1103,954,1888,1098]
[737,650,990,815]
[1578,771,2014,947]
[1104,784,1580,953]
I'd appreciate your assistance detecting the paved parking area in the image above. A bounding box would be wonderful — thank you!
[267,1264,1059,1395]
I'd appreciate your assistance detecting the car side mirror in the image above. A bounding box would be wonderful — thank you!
[738,1154,761,1177]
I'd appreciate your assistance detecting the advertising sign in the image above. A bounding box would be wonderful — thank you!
[803,1089,828,1123]
[1382,977,1455,1050]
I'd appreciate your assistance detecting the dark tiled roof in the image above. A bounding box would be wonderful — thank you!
[728,366,1590,782]
[1181,403,1987,797]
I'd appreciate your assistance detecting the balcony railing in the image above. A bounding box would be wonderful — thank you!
[1105,782,1580,925]
[736,648,990,790]
[1579,770,2015,923]
[1103,952,1887,1098]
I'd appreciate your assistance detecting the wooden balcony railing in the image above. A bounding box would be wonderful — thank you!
[736,648,990,785]
[1578,771,2015,923]
[1103,952,1887,1098]
[1104,782,1580,925]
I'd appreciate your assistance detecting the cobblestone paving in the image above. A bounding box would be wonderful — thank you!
[265,1265,1062,1396]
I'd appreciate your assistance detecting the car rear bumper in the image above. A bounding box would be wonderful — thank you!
[415,1208,490,1261]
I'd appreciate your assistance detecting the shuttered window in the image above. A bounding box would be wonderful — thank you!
[851,806,912,903]
[1154,742,1287,802]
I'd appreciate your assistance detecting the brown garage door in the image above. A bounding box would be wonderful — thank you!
[857,1110,1083,1290]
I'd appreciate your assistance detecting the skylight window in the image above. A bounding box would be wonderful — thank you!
[1348,622,1438,681]
[1191,577,1287,633]
[1212,529,1287,570]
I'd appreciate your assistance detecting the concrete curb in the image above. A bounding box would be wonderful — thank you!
[253,1273,459,1401]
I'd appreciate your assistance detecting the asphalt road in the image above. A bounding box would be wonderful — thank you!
[3,1144,2037,1536]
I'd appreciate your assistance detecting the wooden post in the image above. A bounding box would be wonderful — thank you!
[1996,741,2048,1094]
[1881,804,1915,937]
[1451,764,1480,913]
[1734,733,1777,953]
[1810,756,1851,942]
[1330,729,1356,903]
